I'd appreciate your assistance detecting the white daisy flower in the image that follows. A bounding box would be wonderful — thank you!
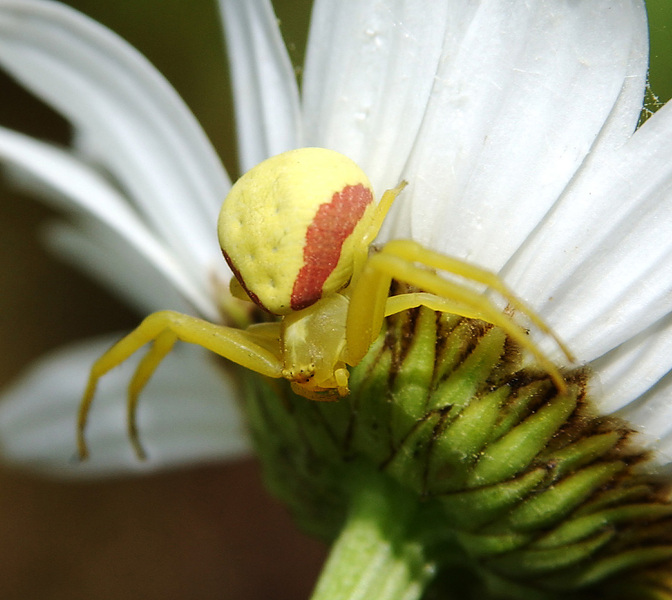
[0,0,670,488]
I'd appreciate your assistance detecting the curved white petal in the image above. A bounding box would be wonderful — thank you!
[302,0,455,192]
[506,100,672,364]
[616,369,672,468]
[0,335,250,478]
[219,0,301,173]
[0,127,219,319]
[390,0,648,269]
[45,220,196,316]
[591,313,672,415]
[0,0,229,277]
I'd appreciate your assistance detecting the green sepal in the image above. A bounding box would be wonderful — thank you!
[349,345,395,465]
[384,412,442,493]
[427,386,511,493]
[431,315,476,385]
[485,379,553,443]
[542,547,672,591]
[506,461,627,531]
[436,468,547,531]
[428,326,506,413]
[468,389,578,487]
[575,483,653,515]
[390,307,437,425]
[541,430,623,479]
[534,503,672,549]
[484,529,613,576]
[456,528,534,558]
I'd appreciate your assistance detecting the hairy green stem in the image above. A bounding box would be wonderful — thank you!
[310,472,434,600]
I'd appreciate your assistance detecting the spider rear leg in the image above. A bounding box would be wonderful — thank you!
[77,310,284,460]
[126,329,178,460]
[383,240,574,362]
[347,241,570,393]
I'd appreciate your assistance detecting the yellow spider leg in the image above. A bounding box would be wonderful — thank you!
[126,329,178,460]
[385,292,487,321]
[77,310,284,459]
[387,290,568,393]
[364,181,408,245]
[346,262,494,365]
[346,261,393,364]
[383,239,575,362]
[353,181,408,279]
[348,253,567,393]
[375,252,567,392]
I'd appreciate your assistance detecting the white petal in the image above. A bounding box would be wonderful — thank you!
[616,370,672,468]
[302,0,454,192]
[591,313,672,415]
[0,335,250,478]
[0,127,219,319]
[0,0,228,276]
[506,100,672,363]
[44,220,196,316]
[219,0,302,173]
[390,0,648,269]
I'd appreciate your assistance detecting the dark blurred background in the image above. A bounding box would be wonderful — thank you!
[0,1,670,598]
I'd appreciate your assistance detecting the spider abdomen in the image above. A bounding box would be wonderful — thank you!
[218,148,376,315]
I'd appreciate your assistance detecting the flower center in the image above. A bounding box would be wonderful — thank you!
[240,301,672,599]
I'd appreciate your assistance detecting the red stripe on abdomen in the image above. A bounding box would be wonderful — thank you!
[291,184,373,311]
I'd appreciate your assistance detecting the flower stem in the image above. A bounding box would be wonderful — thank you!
[310,471,434,600]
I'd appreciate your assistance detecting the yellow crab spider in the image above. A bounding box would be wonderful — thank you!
[77,148,573,460]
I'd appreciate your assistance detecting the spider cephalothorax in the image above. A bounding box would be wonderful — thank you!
[77,148,572,459]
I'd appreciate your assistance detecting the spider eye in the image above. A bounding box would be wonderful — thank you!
[218,148,377,314]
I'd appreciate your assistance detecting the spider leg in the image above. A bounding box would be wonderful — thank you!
[363,181,408,245]
[346,260,393,364]
[346,244,568,393]
[353,181,408,279]
[385,288,566,392]
[383,239,574,362]
[126,329,178,460]
[77,310,283,460]
[384,292,488,321]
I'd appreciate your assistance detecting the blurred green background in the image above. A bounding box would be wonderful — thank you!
[0,2,670,599]
[648,0,672,105]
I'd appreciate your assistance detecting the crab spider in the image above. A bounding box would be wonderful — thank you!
[77,148,573,460]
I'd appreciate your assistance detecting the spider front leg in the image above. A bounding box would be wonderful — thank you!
[346,239,571,392]
[77,310,284,460]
